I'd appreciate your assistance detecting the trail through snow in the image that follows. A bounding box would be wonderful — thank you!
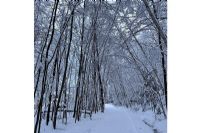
[41,104,166,133]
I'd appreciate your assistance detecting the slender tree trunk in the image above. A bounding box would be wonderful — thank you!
[53,8,75,129]
[141,0,167,46]
[151,0,167,109]
[46,93,52,125]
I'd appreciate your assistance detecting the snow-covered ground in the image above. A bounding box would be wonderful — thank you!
[41,104,166,133]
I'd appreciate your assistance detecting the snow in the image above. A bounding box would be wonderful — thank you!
[41,104,166,133]
[139,110,167,133]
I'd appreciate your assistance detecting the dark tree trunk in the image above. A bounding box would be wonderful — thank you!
[53,8,74,129]
[46,93,52,125]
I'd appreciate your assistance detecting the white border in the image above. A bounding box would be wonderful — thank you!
[168,0,200,132]
[0,0,200,132]
[0,0,34,133]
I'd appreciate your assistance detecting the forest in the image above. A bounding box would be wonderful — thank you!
[34,0,167,133]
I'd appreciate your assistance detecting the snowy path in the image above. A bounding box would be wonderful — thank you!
[41,104,164,133]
